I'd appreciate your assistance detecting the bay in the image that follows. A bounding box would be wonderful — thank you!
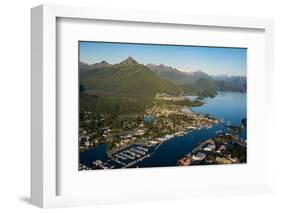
[80,92,247,169]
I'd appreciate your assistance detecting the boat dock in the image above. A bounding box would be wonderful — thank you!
[107,145,152,168]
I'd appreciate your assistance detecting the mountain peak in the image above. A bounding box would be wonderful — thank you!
[120,56,138,65]
[100,60,109,65]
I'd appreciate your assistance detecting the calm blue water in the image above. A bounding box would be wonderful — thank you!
[80,92,247,169]
[80,144,108,167]
[191,92,246,126]
[137,92,247,168]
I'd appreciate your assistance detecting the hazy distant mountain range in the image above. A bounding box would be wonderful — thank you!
[146,63,212,85]
[80,57,246,98]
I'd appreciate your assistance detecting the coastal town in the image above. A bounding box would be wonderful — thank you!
[79,97,219,151]
[78,44,247,170]
[79,116,246,170]
[177,127,247,166]
[78,92,243,170]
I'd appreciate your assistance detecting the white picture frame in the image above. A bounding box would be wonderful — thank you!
[31,4,274,208]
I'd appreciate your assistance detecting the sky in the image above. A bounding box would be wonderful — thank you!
[79,41,247,76]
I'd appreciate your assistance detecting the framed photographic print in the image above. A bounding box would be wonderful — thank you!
[31,4,274,208]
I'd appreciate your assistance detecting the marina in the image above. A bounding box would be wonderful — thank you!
[80,92,247,170]
[89,145,155,169]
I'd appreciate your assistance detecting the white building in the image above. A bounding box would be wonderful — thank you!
[192,152,206,161]
[203,144,216,151]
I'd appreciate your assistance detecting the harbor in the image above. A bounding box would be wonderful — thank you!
[85,144,160,169]
[79,92,247,170]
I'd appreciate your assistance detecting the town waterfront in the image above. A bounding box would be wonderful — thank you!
[79,92,247,169]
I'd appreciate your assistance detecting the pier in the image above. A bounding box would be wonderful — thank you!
[104,145,153,168]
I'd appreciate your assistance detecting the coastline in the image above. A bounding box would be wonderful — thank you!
[79,92,246,170]
[182,106,193,114]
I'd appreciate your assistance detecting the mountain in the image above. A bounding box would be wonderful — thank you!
[212,75,246,86]
[184,70,212,83]
[181,78,218,97]
[90,60,110,68]
[215,80,246,92]
[119,56,138,65]
[80,57,181,98]
[147,63,246,93]
[80,59,246,98]
[146,64,211,84]
[79,62,91,74]
[79,60,110,74]
[146,64,188,84]
[212,75,247,92]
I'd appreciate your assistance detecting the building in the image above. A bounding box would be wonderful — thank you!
[134,129,145,136]
[218,144,227,152]
[203,143,216,151]
[192,152,206,161]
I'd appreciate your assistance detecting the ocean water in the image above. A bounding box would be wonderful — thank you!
[191,92,246,126]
